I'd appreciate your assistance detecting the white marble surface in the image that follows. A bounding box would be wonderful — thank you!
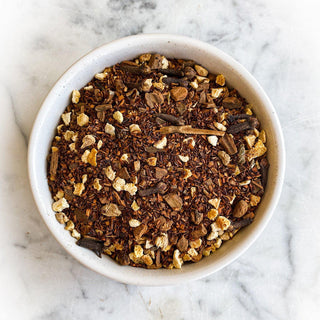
[1,0,320,319]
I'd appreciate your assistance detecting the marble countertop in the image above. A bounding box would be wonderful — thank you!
[1,0,319,319]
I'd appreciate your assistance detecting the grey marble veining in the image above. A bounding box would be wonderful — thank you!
[1,0,320,319]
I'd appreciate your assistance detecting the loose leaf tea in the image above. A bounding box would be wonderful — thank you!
[48,53,269,269]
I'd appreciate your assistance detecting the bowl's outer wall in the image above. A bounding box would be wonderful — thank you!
[28,34,285,286]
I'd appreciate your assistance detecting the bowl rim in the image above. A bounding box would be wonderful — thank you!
[28,33,285,286]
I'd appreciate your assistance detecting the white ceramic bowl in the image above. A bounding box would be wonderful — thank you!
[28,34,285,286]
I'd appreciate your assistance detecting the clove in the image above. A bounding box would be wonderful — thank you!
[156,113,185,126]
[260,158,269,188]
[227,113,251,123]
[183,66,197,79]
[138,182,167,197]
[227,117,259,134]
[76,237,104,258]
[124,81,142,90]
[162,76,188,87]
[119,62,151,75]
[231,219,253,230]
[158,125,225,136]
[159,68,184,77]
[95,104,112,112]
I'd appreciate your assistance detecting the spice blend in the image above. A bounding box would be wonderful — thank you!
[48,53,269,269]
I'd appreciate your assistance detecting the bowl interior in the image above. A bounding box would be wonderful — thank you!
[28,34,284,286]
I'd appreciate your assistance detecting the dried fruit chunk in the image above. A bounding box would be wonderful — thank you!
[155,233,169,250]
[218,151,231,166]
[147,157,157,166]
[87,148,97,166]
[259,130,266,143]
[72,90,80,104]
[71,229,81,240]
[73,183,85,196]
[222,97,242,109]
[183,169,192,180]
[194,65,208,76]
[250,195,261,206]
[190,224,207,239]
[134,245,144,258]
[170,87,188,101]
[101,203,122,217]
[207,209,218,220]
[52,197,69,212]
[133,224,148,240]
[139,53,151,62]
[191,211,203,225]
[246,139,267,161]
[93,178,102,191]
[173,249,183,269]
[176,236,188,252]
[208,198,220,209]
[134,160,140,172]
[142,255,153,266]
[129,124,141,134]
[215,216,231,230]
[112,177,125,192]
[104,166,116,181]
[190,238,202,249]
[81,135,96,149]
[105,123,115,136]
[55,212,69,224]
[244,135,256,149]
[207,135,218,147]
[77,113,89,126]
[129,219,141,227]
[123,183,138,196]
[61,112,71,125]
[178,155,189,163]
[163,193,183,211]
[113,111,123,123]
[211,88,224,99]
[155,167,168,179]
[141,79,153,92]
[219,134,237,155]
[215,74,225,86]
[65,220,74,231]
[95,72,107,80]
[233,200,249,218]
[145,91,164,108]
[148,54,162,69]
[213,122,227,131]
